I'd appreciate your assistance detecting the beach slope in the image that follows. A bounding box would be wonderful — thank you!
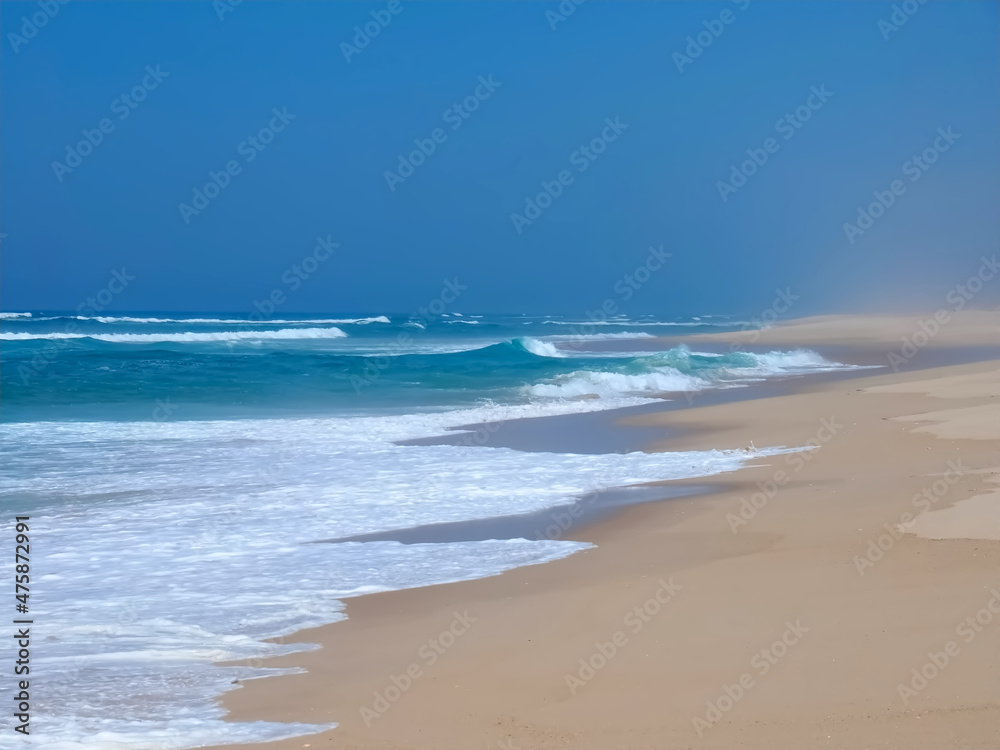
[211,312,1000,750]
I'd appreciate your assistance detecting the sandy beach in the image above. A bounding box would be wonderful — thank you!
[210,312,1000,750]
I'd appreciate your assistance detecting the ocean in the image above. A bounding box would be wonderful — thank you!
[0,311,860,748]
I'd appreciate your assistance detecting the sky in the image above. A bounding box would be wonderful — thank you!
[1,0,997,317]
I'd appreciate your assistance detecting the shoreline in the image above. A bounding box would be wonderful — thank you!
[207,313,1000,750]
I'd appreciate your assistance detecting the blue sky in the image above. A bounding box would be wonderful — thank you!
[2,0,997,316]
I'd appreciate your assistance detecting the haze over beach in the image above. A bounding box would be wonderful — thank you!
[0,2,998,749]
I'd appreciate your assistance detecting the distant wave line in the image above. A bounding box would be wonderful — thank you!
[0,327,350,343]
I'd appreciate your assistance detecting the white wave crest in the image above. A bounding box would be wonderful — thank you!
[0,327,349,343]
[525,348,869,401]
[753,349,832,370]
[551,332,656,340]
[541,319,755,328]
[34,315,390,325]
[0,311,32,319]
[527,368,705,399]
[519,338,565,358]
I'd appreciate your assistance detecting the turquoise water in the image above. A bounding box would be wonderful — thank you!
[1,312,785,421]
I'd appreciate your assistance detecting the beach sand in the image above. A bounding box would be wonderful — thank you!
[208,312,1000,750]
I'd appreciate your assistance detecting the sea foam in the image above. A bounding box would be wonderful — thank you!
[0,405,793,748]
